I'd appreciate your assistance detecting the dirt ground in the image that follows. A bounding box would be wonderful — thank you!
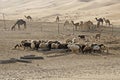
[0,20,120,80]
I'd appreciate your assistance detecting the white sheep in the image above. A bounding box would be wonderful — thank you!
[39,42,48,49]
[67,43,80,54]
[51,43,59,49]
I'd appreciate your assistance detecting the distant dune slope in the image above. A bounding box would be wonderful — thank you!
[0,0,120,24]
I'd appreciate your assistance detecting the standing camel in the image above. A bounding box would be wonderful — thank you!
[79,21,84,30]
[95,18,103,27]
[64,20,70,30]
[103,18,111,26]
[11,19,26,30]
[71,20,79,31]
[64,20,69,26]
[24,15,32,21]
[80,20,94,31]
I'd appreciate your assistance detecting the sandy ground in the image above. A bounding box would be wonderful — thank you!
[0,21,120,80]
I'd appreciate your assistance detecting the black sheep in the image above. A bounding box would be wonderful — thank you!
[21,42,31,50]
[57,43,68,49]
[78,35,86,40]
[32,41,41,50]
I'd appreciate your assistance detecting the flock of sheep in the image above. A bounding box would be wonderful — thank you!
[13,34,109,54]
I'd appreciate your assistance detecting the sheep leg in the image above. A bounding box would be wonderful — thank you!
[14,44,19,49]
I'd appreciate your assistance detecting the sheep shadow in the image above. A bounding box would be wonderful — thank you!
[46,53,70,58]
[89,52,115,56]
[37,49,71,58]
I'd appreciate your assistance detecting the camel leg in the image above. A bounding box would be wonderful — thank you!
[24,24,26,29]
[97,22,100,28]
[102,22,103,26]
[13,28,15,31]
[108,23,111,27]
[18,25,20,30]
[63,25,65,31]
[30,19,33,22]
[11,26,15,31]
[106,22,108,26]
[75,26,77,31]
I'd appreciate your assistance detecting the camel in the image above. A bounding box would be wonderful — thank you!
[63,20,70,30]
[11,19,26,30]
[84,20,94,30]
[24,15,32,21]
[103,18,111,26]
[64,20,69,26]
[79,21,84,30]
[71,20,79,31]
[79,20,94,31]
[95,18,103,27]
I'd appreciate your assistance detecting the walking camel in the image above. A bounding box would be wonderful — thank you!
[11,19,26,30]
[103,18,111,26]
[95,18,103,27]
[24,15,32,21]
[71,20,79,31]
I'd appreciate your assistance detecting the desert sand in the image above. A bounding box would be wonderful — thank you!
[0,0,120,80]
[0,20,120,80]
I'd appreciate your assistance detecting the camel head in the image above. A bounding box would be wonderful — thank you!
[80,21,83,24]
[24,15,27,18]
[95,18,98,20]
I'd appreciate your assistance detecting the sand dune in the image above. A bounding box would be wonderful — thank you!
[0,0,120,24]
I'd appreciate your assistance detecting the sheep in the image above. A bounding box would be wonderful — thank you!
[82,44,92,54]
[14,43,22,49]
[19,40,41,50]
[78,35,86,40]
[57,43,68,49]
[99,44,109,53]
[95,33,101,40]
[51,42,68,51]
[39,42,47,48]
[47,40,61,49]
[78,44,86,53]
[91,43,101,53]
[72,37,80,44]
[39,42,51,51]
[66,39,72,44]
[31,40,41,50]
[51,43,58,49]
[21,40,31,50]
[91,43,109,53]
[67,43,80,54]
[13,40,30,50]
[48,40,61,44]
